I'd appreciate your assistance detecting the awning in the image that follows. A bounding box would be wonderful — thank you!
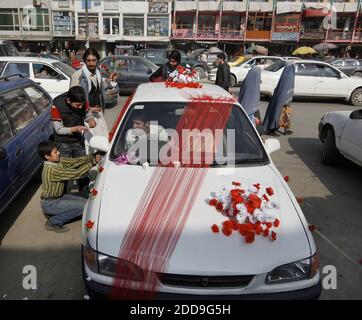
[344,3,358,13]
[303,9,329,17]
[276,2,303,15]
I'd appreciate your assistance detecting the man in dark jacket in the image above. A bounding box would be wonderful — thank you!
[215,52,231,92]
[149,50,181,81]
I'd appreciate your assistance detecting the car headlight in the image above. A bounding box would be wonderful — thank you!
[98,253,143,281]
[266,253,319,284]
[83,241,144,281]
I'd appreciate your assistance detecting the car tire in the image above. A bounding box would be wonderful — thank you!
[353,71,362,77]
[231,75,237,87]
[321,127,339,166]
[194,66,204,79]
[350,88,362,106]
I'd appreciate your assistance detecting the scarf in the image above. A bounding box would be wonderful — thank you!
[81,64,102,93]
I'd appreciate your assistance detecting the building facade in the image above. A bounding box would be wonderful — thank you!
[0,1,362,56]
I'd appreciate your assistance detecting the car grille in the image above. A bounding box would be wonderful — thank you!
[158,273,254,288]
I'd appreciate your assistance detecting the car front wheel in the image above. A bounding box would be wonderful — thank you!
[321,127,339,165]
[350,88,362,106]
[193,66,204,79]
[353,71,362,77]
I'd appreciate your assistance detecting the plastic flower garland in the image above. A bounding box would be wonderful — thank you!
[165,66,203,89]
[209,181,280,244]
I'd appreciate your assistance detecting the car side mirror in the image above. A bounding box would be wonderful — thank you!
[264,138,280,154]
[350,109,362,119]
[89,136,110,153]
[0,147,7,161]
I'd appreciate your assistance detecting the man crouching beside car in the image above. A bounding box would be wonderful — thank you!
[37,141,103,233]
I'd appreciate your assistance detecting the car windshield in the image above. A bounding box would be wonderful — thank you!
[110,102,268,167]
[264,60,287,72]
[53,62,75,77]
[230,56,241,63]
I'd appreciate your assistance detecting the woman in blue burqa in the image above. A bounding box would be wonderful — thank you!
[262,64,295,136]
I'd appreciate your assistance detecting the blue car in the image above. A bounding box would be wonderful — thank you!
[0,74,53,215]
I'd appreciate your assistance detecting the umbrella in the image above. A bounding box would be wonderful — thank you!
[313,42,338,52]
[262,64,295,134]
[238,66,261,125]
[247,45,268,55]
[292,46,317,56]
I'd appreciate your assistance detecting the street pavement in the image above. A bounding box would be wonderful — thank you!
[0,90,361,300]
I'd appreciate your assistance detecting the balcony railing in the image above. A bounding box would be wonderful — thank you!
[196,29,219,39]
[353,30,362,42]
[172,29,194,38]
[326,30,353,42]
[299,29,326,40]
[219,29,244,40]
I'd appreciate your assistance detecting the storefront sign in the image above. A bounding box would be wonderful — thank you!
[149,2,169,14]
[53,11,74,36]
[272,32,299,41]
[147,16,169,36]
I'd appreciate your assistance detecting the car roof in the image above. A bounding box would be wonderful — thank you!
[0,76,34,93]
[131,83,235,104]
[0,56,59,63]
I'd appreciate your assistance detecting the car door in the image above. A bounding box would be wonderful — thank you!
[314,63,349,97]
[2,88,41,179]
[294,62,317,96]
[31,63,69,99]
[342,60,357,76]
[0,106,25,212]
[339,110,362,164]
[127,58,152,89]
[2,62,30,78]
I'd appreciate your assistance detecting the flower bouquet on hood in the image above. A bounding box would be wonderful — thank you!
[165,66,203,89]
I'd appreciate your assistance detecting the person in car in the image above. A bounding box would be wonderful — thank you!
[149,50,181,82]
[37,141,103,233]
[125,114,168,150]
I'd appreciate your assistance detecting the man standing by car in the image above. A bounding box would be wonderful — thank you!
[215,52,231,92]
[149,50,181,82]
[51,86,96,196]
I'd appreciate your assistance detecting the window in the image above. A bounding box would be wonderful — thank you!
[264,60,287,72]
[144,50,165,60]
[100,57,128,76]
[198,14,216,31]
[23,86,51,114]
[32,63,61,80]
[3,63,30,77]
[22,8,50,32]
[52,62,75,78]
[128,59,149,73]
[0,9,20,31]
[247,12,272,31]
[295,63,317,76]
[123,15,144,36]
[2,89,37,132]
[0,109,13,146]
[332,60,344,67]
[345,60,357,67]
[78,15,98,38]
[147,16,169,37]
[315,64,340,78]
[103,17,119,35]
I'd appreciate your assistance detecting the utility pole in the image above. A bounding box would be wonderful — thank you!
[85,0,89,49]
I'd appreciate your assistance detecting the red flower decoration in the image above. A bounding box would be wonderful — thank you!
[245,232,255,244]
[266,187,274,196]
[90,188,98,197]
[273,218,280,228]
[253,183,261,190]
[209,199,217,207]
[263,229,270,237]
[232,181,241,186]
[284,176,290,182]
[211,224,219,233]
[266,222,273,229]
[308,224,316,232]
[222,226,233,237]
[296,197,304,205]
[216,202,223,212]
[85,220,95,230]
[271,231,277,241]
[263,194,269,202]
[98,166,104,173]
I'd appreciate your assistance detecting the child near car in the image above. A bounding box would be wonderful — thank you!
[37,141,102,233]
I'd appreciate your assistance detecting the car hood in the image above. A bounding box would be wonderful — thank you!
[96,163,311,275]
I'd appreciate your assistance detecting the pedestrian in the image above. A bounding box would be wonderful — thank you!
[149,50,181,82]
[37,140,103,233]
[215,52,231,92]
[51,86,96,196]
[70,48,117,113]
[279,104,293,135]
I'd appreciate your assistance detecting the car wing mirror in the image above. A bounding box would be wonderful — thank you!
[89,136,110,153]
[0,147,7,161]
[264,138,280,154]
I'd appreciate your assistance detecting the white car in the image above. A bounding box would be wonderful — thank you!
[0,56,74,99]
[261,60,362,106]
[209,56,284,87]
[81,83,321,299]
[319,109,362,166]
